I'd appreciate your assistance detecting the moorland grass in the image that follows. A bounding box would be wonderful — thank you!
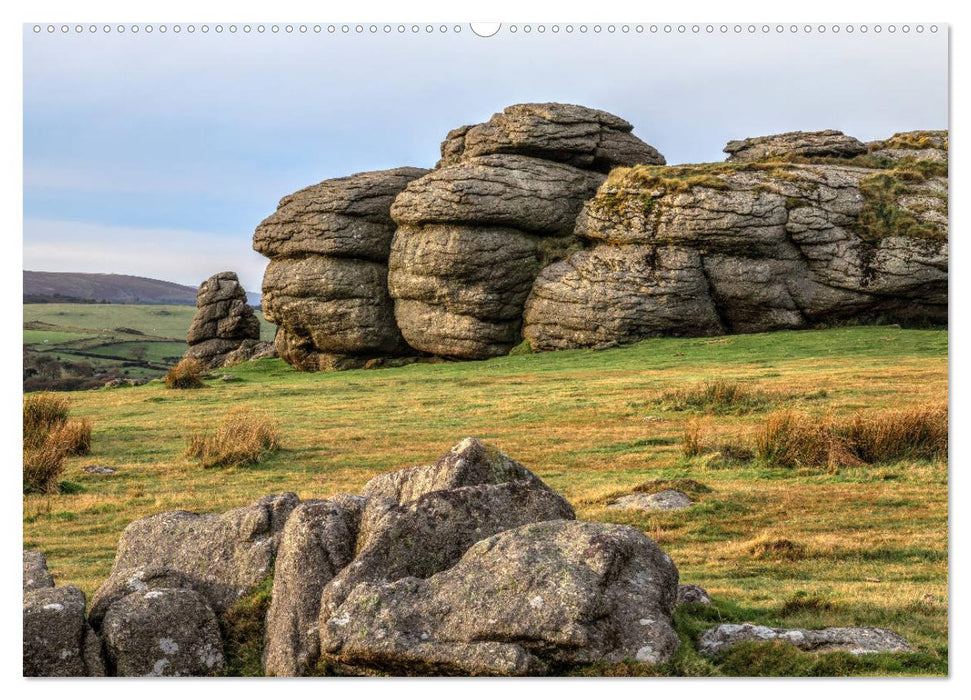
[21,325,948,676]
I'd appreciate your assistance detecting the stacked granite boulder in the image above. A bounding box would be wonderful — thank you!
[523,131,948,349]
[254,167,429,370]
[184,271,267,368]
[387,103,665,359]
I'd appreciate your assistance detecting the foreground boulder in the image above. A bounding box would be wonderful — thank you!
[101,588,224,676]
[23,585,105,677]
[524,160,947,349]
[262,498,362,677]
[89,564,195,629]
[23,549,54,592]
[103,492,298,614]
[723,130,867,162]
[698,623,912,656]
[321,520,680,675]
[255,167,428,370]
[184,272,262,368]
[388,104,664,360]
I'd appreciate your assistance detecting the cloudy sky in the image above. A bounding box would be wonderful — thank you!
[23,24,948,293]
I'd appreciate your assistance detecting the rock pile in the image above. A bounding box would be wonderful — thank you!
[184,272,268,368]
[252,106,947,371]
[254,167,429,370]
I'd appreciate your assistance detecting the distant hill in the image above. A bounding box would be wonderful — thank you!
[23,271,261,306]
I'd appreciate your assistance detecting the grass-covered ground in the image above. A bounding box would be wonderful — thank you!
[22,325,948,676]
[22,303,276,385]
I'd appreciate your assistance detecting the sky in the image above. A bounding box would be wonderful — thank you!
[23,24,949,294]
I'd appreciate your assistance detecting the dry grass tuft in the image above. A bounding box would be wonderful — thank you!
[754,404,947,468]
[661,379,773,415]
[746,535,808,561]
[166,358,206,389]
[185,407,281,469]
[681,418,708,458]
[780,592,834,616]
[23,395,93,493]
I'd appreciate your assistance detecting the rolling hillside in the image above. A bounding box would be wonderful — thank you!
[24,270,261,306]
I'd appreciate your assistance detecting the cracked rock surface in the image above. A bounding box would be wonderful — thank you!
[184,271,263,368]
[698,622,913,656]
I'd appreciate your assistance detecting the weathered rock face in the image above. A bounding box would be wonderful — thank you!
[23,585,105,677]
[867,130,948,164]
[387,105,664,359]
[320,520,680,675]
[263,498,362,677]
[698,623,912,656]
[438,103,666,171]
[23,549,54,592]
[723,130,867,162]
[184,272,262,368]
[101,588,224,676]
[89,564,195,629]
[255,167,429,370]
[524,160,947,350]
[105,493,298,614]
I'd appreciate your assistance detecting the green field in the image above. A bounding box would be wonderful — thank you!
[23,303,276,384]
[22,325,948,676]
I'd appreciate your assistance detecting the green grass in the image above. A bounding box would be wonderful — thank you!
[22,325,948,676]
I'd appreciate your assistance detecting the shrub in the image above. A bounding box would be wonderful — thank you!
[166,358,206,389]
[23,441,68,494]
[660,380,772,414]
[185,407,280,469]
[23,393,69,450]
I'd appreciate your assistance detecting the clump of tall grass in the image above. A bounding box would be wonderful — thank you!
[755,405,947,468]
[166,358,206,389]
[660,379,773,415]
[185,407,280,469]
[23,394,92,493]
[746,534,808,561]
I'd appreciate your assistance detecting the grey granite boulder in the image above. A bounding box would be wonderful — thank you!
[438,102,665,171]
[106,492,298,614]
[724,130,867,162]
[23,550,54,592]
[676,584,713,606]
[101,588,224,676]
[23,585,104,677]
[89,564,195,629]
[698,622,913,656]
[184,271,262,368]
[263,498,362,677]
[320,520,680,675]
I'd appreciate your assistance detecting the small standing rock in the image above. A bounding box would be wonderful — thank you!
[676,584,712,606]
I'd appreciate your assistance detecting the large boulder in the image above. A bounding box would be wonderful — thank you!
[23,549,54,592]
[184,271,262,368]
[438,102,665,171]
[698,623,912,656]
[89,564,195,629]
[101,588,224,676]
[104,493,298,614]
[723,130,867,162]
[255,167,429,370]
[263,498,362,677]
[23,585,105,677]
[320,520,680,675]
[524,159,947,350]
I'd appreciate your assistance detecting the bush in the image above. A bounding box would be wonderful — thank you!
[166,358,206,389]
[51,418,92,456]
[23,441,67,494]
[185,407,280,469]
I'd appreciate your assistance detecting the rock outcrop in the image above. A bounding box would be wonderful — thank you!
[253,108,945,370]
[387,104,663,359]
[608,489,693,511]
[96,492,298,615]
[698,623,912,656]
[320,520,681,675]
[523,158,947,349]
[723,130,867,162]
[184,272,263,368]
[23,554,105,677]
[255,167,429,370]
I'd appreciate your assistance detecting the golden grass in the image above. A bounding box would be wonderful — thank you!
[165,358,206,389]
[661,379,774,414]
[23,393,70,450]
[184,407,281,469]
[23,395,92,493]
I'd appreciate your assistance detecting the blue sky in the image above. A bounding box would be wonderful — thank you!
[23,25,948,293]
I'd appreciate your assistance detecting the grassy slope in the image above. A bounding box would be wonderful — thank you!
[23,326,948,675]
